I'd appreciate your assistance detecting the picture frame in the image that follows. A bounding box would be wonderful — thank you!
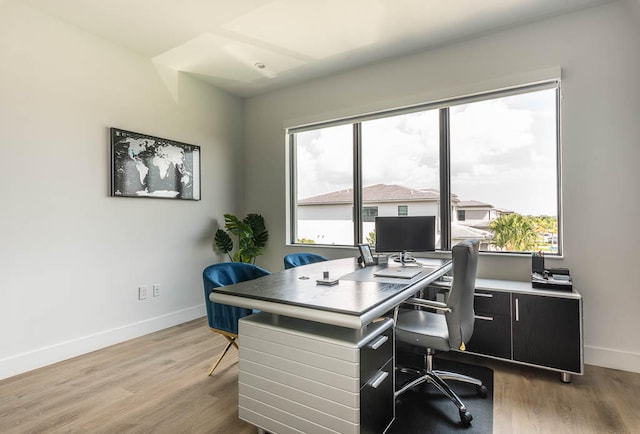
[110,128,201,200]
[357,243,376,267]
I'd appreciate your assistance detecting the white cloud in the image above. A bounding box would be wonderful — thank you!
[294,89,558,216]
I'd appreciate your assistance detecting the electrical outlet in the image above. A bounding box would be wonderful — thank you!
[138,286,148,300]
[153,284,160,297]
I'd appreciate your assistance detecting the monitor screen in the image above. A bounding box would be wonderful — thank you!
[374,216,436,254]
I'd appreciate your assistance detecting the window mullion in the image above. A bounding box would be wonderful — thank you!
[353,123,363,244]
[439,108,451,251]
[288,133,297,244]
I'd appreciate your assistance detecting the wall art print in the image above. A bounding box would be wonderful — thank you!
[110,128,200,200]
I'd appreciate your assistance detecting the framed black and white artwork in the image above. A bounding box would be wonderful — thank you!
[110,128,201,200]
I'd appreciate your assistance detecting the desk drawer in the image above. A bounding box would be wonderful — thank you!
[360,359,394,434]
[467,313,511,359]
[359,326,393,388]
[474,289,510,315]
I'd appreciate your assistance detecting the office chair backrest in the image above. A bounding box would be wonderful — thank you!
[445,239,480,350]
[203,262,271,334]
[283,252,328,269]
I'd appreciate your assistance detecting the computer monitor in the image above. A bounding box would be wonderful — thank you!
[374,216,436,264]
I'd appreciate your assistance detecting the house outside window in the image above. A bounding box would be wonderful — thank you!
[289,81,561,254]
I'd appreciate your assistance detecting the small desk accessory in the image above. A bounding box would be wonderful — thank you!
[531,251,573,290]
[357,243,376,266]
[316,270,339,286]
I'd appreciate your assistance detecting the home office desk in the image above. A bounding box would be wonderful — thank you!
[209,257,452,434]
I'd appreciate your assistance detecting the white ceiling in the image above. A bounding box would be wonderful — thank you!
[24,0,613,98]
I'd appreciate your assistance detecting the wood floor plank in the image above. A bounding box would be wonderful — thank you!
[1,318,638,433]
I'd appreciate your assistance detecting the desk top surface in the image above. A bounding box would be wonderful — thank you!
[210,257,451,317]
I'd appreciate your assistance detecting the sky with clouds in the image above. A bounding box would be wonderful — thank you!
[296,88,558,216]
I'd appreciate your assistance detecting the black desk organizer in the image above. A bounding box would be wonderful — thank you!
[531,252,573,291]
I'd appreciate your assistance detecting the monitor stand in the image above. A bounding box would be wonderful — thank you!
[394,251,416,266]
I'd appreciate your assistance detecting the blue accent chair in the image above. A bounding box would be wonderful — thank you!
[283,252,328,269]
[202,262,270,375]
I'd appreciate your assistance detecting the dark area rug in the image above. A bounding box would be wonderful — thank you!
[387,355,494,434]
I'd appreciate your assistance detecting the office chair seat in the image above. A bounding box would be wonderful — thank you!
[395,310,450,352]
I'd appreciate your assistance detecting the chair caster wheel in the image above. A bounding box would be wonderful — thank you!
[459,410,473,426]
[477,384,488,398]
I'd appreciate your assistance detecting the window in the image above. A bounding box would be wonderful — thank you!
[289,81,561,254]
[363,206,378,222]
[292,125,353,245]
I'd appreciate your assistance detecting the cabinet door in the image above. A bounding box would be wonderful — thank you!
[512,294,581,373]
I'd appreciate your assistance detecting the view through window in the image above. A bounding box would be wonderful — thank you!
[290,83,560,254]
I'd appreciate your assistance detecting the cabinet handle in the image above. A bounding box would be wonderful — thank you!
[367,335,388,350]
[368,370,389,389]
[474,292,493,298]
[475,315,493,321]
[515,298,519,322]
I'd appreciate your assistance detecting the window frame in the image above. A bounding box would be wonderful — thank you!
[288,80,562,255]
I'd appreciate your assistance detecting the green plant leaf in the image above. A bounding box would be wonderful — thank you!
[214,229,233,253]
[245,213,269,248]
[225,214,253,239]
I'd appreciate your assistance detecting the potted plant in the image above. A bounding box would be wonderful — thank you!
[214,213,269,264]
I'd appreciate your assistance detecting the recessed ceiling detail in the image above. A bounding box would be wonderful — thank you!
[25,0,613,97]
[152,33,305,83]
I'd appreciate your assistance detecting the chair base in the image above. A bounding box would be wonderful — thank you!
[395,352,487,426]
[208,329,239,376]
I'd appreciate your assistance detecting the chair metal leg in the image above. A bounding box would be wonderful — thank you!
[428,372,468,412]
[395,351,485,425]
[208,336,236,376]
[434,370,484,387]
[394,372,428,398]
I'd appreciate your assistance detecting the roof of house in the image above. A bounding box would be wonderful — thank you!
[457,200,493,208]
[451,223,493,240]
[298,184,459,205]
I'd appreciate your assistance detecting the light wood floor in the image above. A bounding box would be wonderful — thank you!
[1,318,639,433]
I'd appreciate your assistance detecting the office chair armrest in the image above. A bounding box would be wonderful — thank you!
[403,297,452,313]
[429,279,451,290]
[393,297,452,324]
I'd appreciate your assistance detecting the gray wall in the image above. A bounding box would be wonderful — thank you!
[244,1,640,372]
[0,2,243,378]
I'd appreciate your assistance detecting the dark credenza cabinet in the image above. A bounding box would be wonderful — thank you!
[465,279,583,382]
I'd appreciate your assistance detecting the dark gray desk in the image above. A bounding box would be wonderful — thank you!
[209,257,452,329]
[208,257,452,434]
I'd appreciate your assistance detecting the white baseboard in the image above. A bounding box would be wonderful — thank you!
[4,311,637,380]
[584,345,640,373]
[0,305,206,380]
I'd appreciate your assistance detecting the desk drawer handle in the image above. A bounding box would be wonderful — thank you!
[474,292,494,298]
[475,315,494,321]
[368,371,389,389]
[368,335,389,350]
